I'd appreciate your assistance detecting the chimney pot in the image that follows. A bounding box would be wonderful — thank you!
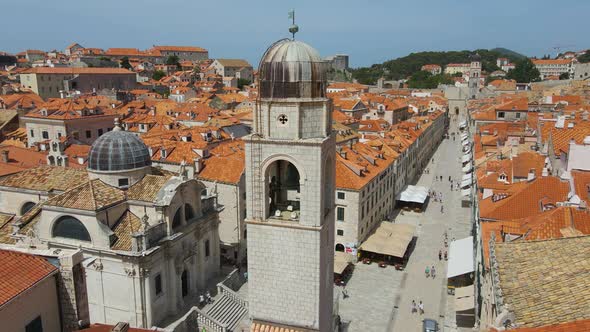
[1,150,8,163]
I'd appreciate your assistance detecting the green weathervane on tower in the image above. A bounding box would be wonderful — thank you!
[288,9,298,40]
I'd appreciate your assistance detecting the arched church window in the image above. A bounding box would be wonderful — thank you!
[184,204,195,221]
[20,201,36,215]
[52,216,91,241]
[172,208,182,229]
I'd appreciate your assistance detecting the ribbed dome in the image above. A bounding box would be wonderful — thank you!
[259,39,328,99]
[88,130,151,172]
[261,39,322,64]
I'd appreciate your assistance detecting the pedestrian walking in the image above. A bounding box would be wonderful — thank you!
[451,183,454,191]
[440,175,443,181]
[419,301,424,315]
[412,300,417,313]
[440,205,444,214]
[444,250,448,260]
[425,266,430,278]
[448,176,451,182]
[438,250,442,261]
[431,266,436,278]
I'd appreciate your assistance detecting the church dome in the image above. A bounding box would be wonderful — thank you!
[259,39,328,99]
[88,129,152,172]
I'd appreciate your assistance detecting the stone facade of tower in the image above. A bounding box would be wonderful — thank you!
[469,55,482,99]
[244,39,336,331]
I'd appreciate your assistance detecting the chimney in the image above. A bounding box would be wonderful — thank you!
[150,107,156,116]
[194,157,204,173]
[527,169,536,181]
[1,150,8,163]
[111,322,129,332]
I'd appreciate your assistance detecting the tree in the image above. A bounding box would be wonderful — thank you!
[407,71,453,89]
[166,55,181,70]
[192,65,201,74]
[152,70,166,81]
[578,51,590,64]
[120,56,132,70]
[559,72,570,80]
[237,78,251,89]
[506,58,540,83]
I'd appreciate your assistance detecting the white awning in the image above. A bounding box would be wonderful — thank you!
[462,164,472,173]
[462,154,471,163]
[396,185,429,204]
[463,149,471,156]
[461,188,471,197]
[461,178,472,188]
[360,223,416,258]
[459,121,467,128]
[447,236,474,278]
[461,133,468,140]
[455,285,475,311]
[462,140,470,147]
[462,173,472,182]
[334,251,352,275]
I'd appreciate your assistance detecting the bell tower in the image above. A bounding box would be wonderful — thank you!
[244,32,336,331]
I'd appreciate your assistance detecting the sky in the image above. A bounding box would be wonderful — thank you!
[1,0,588,68]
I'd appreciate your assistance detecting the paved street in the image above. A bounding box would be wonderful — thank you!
[338,116,473,332]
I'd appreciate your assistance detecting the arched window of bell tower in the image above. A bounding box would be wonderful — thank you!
[264,159,302,221]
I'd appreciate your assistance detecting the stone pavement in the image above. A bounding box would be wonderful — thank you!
[337,116,474,332]
[389,116,473,332]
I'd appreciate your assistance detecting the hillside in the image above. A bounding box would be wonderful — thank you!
[351,48,525,85]
[490,47,526,60]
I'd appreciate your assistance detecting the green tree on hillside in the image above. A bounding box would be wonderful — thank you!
[152,70,166,81]
[166,55,181,70]
[407,71,453,88]
[506,58,540,83]
[120,56,132,70]
[578,51,590,63]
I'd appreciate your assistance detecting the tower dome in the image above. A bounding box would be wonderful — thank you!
[88,130,151,172]
[259,39,328,99]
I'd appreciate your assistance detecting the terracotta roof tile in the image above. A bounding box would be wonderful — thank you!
[127,175,171,202]
[111,210,142,251]
[45,179,125,211]
[0,166,88,192]
[0,249,57,306]
[493,236,590,328]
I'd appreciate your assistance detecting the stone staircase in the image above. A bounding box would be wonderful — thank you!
[204,288,248,331]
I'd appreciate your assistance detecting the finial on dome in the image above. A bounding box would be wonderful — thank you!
[288,9,298,40]
[113,118,122,132]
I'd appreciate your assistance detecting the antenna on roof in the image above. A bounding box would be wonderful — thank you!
[288,9,298,40]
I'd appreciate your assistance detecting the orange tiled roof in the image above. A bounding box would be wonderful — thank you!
[0,249,57,306]
[197,140,245,184]
[45,179,125,211]
[532,58,573,65]
[478,176,570,221]
[0,145,47,176]
[22,67,134,75]
[489,319,590,332]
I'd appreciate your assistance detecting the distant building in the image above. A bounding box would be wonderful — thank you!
[209,59,253,82]
[468,54,482,99]
[64,42,84,56]
[444,63,471,75]
[421,64,442,75]
[149,45,209,62]
[500,63,515,72]
[325,54,349,71]
[0,249,61,332]
[574,62,590,80]
[532,58,576,80]
[496,57,509,67]
[19,67,137,99]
